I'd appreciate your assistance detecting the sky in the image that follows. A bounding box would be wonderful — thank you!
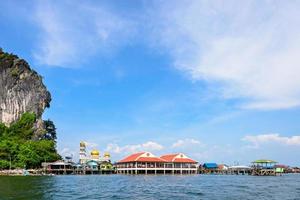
[1,0,300,166]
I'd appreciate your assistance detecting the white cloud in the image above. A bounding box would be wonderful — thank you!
[142,141,164,150]
[151,0,300,110]
[33,1,134,66]
[59,147,76,158]
[172,138,203,148]
[105,141,164,154]
[242,133,300,148]
[30,1,300,109]
[84,141,98,149]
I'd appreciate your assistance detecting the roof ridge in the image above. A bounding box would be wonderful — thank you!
[134,152,146,161]
[161,153,179,157]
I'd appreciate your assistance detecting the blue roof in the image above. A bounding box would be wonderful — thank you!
[203,163,218,169]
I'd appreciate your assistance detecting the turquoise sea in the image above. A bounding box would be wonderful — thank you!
[1,174,300,200]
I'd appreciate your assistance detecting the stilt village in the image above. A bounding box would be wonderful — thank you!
[35,142,298,176]
[2,141,299,176]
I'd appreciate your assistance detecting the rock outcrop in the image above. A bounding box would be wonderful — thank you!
[0,48,51,127]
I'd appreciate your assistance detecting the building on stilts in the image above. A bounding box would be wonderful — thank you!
[251,159,280,176]
[115,152,198,175]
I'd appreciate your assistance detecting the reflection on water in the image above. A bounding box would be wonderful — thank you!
[1,174,300,200]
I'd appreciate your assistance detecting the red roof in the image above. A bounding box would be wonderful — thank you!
[138,157,165,162]
[161,153,197,163]
[118,152,165,163]
[160,154,178,162]
[173,158,197,163]
[118,152,145,163]
[118,152,197,163]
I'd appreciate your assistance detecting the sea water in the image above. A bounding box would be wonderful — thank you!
[0,174,300,199]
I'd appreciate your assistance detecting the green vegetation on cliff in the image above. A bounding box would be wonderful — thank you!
[0,113,61,169]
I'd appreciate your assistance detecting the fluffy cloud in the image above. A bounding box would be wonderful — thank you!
[59,147,76,158]
[31,1,300,109]
[105,141,164,154]
[151,0,300,110]
[33,1,134,66]
[84,141,98,149]
[172,138,203,148]
[242,133,300,148]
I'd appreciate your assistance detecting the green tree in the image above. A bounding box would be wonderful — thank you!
[8,112,36,139]
[17,141,41,168]
[0,160,10,169]
[41,119,57,141]
[0,123,7,138]
[0,112,61,169]
[17,140,61,169]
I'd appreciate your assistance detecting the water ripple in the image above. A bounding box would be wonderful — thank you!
[1,174,300,199]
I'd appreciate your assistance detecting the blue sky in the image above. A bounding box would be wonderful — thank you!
[1,0,300,165]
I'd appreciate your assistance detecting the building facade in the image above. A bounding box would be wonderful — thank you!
[115,152,198,174]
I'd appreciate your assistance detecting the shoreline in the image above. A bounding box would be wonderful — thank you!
[1,169,299,177]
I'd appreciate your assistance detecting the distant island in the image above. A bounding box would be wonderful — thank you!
[0,48,60,170]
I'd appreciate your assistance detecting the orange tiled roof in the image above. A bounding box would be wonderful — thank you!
[160,154,178,162]
[118,152,165,163]
[118,152,145,163]
[161,154,197,163]
[138,157,165,162]
[173,158,197,163]
[118,152,197,163]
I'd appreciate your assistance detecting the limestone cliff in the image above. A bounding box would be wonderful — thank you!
[0,48,51,128]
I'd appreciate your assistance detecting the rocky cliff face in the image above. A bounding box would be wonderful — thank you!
[0,48,51,127]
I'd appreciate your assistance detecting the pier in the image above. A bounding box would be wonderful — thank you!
[251,160,280,176]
